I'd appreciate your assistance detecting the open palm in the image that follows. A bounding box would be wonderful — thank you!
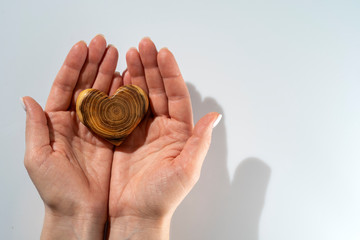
[24,36,219,239]
[108,38,219,224]
[24,35,119,221]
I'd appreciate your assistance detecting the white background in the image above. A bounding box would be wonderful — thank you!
[1,0,360,239]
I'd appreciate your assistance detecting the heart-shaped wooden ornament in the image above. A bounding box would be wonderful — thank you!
[76,85,149,146]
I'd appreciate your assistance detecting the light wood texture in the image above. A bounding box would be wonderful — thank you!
[76,85,149,146]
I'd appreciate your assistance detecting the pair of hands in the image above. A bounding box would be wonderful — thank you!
[23,35,220,240]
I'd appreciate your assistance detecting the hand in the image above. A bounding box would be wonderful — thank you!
[107,38,221,239]
[23,35,119,240]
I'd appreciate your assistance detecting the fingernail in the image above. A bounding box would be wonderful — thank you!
[142,36,151,40]
[212,114,222,128]
[96,33,105,38]
[20,97,26,111]
[107,43,116,49]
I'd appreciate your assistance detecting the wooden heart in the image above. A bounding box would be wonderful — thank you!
[76,85,149,146]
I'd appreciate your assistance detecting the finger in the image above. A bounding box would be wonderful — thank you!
[22,96,52,169]
[109,71,123,96]
[46,41,87,112]
[122,68,128,77]
[72,34,107,106]
[126,47,148,93]
[157,48,192,124]
[176,112,221,184]
[138,37,168,116]
[123,70,131,85]
[92,45,119,93]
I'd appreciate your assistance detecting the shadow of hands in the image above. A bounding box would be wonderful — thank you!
[221,158,271,240]
[170,83,271,240]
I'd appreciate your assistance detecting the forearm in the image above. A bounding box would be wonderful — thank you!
[41,210,106,240]
[107,215,171,240]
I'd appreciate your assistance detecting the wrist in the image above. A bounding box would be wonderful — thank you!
[107,215,171,240]
[41,209,106,240]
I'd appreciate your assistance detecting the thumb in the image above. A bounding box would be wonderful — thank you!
[22,96,51,166]
[176,112,222,182]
